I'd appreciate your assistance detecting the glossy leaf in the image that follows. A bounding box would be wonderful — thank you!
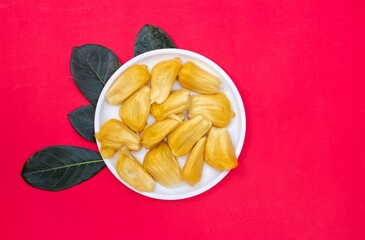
[134,24,176,56]
[68,104,96,142]
[21,146,105,191]
[70,44,121,105]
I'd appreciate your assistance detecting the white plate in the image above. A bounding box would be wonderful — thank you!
[94,49,246,200]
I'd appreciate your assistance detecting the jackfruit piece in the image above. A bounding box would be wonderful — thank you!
[182,136,207,186]
[116,146,155,192]
[178,61,220,94]
[141,118,180,149]
[143,142,183,188]
[189,93,235,127]
[106,64,150,104]
[151,89,190,121]
[150,58,182,104]
[95,119,141,158]
[205,127,237,171]
[119,85,151,132]
[168,115,212,157]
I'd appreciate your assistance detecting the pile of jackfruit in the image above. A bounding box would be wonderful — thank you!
[95,58,237,192]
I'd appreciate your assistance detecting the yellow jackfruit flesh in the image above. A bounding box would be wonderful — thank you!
[182,136,207,186]
[143,142,183,188]
[99,147,116,159]
[189,93,235,127]
[178,61,220,94]
[116,146,155,192]
[141,118,180,149]
[119,85,151,132]
[151,89,190,121]
[150,58,182,104]
[95,119,141,158]
[106,64,150,105]
[205,127,237,171]
[168,115,212,157]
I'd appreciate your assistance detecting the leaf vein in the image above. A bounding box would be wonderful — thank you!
[75,48,106,85]
[22,160,104,174]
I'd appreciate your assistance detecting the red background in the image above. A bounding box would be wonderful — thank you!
[1,0,364,239]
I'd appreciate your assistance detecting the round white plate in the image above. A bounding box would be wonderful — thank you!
[95,49,246,200]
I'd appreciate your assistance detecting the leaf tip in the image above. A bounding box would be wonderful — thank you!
[71,46,80,54]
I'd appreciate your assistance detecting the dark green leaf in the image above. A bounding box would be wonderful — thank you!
[134,24,176,56]
[70,44,121,105]
[21,146,105,191]
[68,105,96,142]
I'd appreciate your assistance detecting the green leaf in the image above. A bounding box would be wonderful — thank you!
[70,44,121,106]
[134,24,176,56]
[21,146,105,191]
[68,105,96,142]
